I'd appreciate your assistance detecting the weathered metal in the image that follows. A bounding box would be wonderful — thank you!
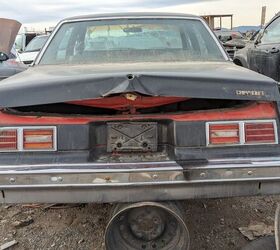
[107,122,158,152]
[105,202,189,250]
[0,18,21,55]
[0,62,278,108]
[0,158,280,203]
[0,13,279,209]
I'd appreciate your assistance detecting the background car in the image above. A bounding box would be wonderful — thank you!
[215,30,248,58]
[234,13,280,82]
[15,32,38,52]
[0,18,27,81]
[18,34,49,65]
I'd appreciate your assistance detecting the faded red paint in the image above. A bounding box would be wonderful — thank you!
[0,102,276,125]
[69,96,188,112]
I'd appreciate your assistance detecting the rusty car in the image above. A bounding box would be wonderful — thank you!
[234,12,280,82]
[0,13,280,249]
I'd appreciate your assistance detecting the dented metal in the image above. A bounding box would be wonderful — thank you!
[0,158,280,189]
[0,62,279,108]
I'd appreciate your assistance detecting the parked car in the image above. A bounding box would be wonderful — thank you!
[0,13,279,250]
[234,13,280,82]
[0,18,27,81]
[18,34,49,65]
[14,32,37,52]
[214,30,245,42]
[215,30,248,58]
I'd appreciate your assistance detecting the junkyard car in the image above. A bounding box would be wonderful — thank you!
[215,30,248,58]
[0,13,280,249]
[18,34,49,65]
[234,13,280,82]
[0,18,27,80]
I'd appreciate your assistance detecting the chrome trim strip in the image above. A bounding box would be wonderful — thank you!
[0,158,280,188]
[35,15,229,64]
[206,119,278,147]
[0,161,180,172]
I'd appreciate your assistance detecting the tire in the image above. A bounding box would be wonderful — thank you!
[233,59,243,67]
[241,236,276,250]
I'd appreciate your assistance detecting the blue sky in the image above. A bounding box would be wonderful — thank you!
[0,0,279,29]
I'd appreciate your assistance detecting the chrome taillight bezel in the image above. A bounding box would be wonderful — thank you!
[206,120,278,147]
[0,126,57,152]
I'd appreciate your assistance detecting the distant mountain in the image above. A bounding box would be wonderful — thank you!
[232,26,261,33]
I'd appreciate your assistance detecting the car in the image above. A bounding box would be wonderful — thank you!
[214,30,245,42]
[215,30,249,59]
[15,32,38,52]
[18,34,49,65]
[234,13,280,82]
[0,13,279,250]
[233,29,262,67]
[0,18,27,81]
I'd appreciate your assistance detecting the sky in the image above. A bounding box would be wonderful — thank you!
[0,0,279,30]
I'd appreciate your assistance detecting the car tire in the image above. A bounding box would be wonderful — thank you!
[241,236,276,250]
[233,59,243,67]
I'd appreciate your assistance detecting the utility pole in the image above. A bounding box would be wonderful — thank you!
[261,6,267,27]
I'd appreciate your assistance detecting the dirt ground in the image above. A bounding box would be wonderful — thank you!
[0,195,278,250]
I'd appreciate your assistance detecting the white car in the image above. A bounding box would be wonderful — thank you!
[18,35,49,65]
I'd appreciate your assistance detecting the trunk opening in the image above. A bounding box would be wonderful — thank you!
[7,96,250,116]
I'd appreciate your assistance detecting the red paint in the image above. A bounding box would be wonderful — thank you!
[0,102,276,125]
[69,96,188,112]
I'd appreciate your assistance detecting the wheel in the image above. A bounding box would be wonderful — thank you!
[241,236,276,250]
[105,202,190,250]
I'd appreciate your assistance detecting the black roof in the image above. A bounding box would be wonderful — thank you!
[63,12,198,22]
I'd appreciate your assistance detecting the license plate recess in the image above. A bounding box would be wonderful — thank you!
[107,122,158,152]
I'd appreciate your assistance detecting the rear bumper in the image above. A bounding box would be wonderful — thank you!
[1,158,280,203]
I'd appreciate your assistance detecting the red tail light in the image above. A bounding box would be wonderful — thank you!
[245,122,276,144]
[23,129,54,150]
[207,120,277,146]
[0,129,17,151]
[209,123,240,145]
[0,127,56,152]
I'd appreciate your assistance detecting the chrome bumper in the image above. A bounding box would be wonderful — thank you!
[1,158,280,203]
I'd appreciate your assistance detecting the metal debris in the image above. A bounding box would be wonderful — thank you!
[12,216,34,228]
[0,240,18,250]
[21,204,41,209]
[238,222,274,240]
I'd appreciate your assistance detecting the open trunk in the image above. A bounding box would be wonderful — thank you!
[0,61,279,162]
[9,96,249,116]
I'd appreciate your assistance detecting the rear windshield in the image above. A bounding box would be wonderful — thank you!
[39,18,225,65]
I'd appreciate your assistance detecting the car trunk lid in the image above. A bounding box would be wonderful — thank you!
[0,62,279,109]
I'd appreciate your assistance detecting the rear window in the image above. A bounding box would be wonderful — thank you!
[39,18,225,65]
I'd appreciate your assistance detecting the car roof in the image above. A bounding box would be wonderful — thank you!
[62,12,198,22]
[266,12,280,27]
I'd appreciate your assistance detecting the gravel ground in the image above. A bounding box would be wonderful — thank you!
[0,196,279,250]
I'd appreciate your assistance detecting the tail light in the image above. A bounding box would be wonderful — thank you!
[208,124,240,145]
[23,129,54,150]
[207,120,277,146]
[0,127,56,152]
[245,123,276,144]
[0,129,17,151]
